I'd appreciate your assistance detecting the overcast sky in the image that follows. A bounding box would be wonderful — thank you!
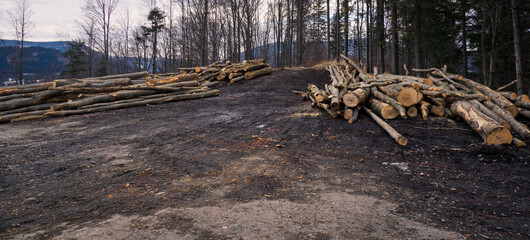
[0,0,147,42]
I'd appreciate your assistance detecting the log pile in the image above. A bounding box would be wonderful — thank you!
[299,54,530,147]
[165,59,273,87]
[0,60,273,124]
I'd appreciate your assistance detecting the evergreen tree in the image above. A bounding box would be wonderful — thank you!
[61,40,87,78]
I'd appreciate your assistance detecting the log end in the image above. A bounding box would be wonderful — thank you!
[407,106,418,118]
[505,105,519,118]
[396,136,408,146]
[397,87,422,107]
[382,105,399,120]
[486,128,513,145]
[343,93,360,107]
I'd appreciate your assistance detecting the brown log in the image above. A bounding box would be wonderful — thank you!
[379,84,422,107]
[498,91,518,101]
[496,80,517,91]
[308,84,327,103]
[11,114,49,123]
[363,107,408,146]
[50,89,163,111]
[420,101,430,120]
[368,98,399,120]
[0,90,62,112]
[430,105,446,117]
[0,102,55,116]
[342,88,369,107]
[468,100,511,130]
[318,103,338,118]
[451,100,513,145]
[513,138,527,147]
[47,90,220,117]
[481,101,530,139]
[0,86,51,96]
[147,74,199,86]
[229,72,244,80]
[348,108,360,123]
[451,75,518,117]
[371,87,407,119]
[514,100,530,110]
[244,67,273,80]
[0,110,50,123]
[84,71,148,81]
[519,109,530,119]
[229,76,246,84]
[0,91,47,102]
[344,108,354,120]
[53,78,132,88]
[242,63,270,72]
[518,94,530,102]
[407,106,418,118]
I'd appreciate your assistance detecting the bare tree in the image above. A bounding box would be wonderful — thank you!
[511,0,524,95]
[83,0,120,76]
[8,0,34,84]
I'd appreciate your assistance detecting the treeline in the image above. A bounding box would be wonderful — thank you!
[67,0,528,93]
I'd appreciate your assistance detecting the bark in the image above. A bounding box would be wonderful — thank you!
[244,67,273,80]
[482,100,530,139]
[147,74,199,86]
[391,0,398,74]
[451,100,512,145]
[371,86,406,118]
[363,106,408,146]
[454,75,518,117]
[378,84,422,107]
[343,88,369,107]
[368,98,398,120]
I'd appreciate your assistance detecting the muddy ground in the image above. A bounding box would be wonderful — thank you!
[0,68,528,240]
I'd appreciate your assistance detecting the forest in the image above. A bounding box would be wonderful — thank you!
[6,0,530,94]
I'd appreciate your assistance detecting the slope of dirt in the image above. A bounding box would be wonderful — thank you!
[0,68,528,239]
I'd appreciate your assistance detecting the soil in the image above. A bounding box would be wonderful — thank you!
[0,68,528,240]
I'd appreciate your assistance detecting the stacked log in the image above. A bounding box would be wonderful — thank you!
[299,54,530,147]
[167,59,273,85]
[0,59,273,124]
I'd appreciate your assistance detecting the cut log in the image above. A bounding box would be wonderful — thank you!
[363,107,408,146]
[371,87,407,119]
[348,108,360,123]
[0,86,51,96]
[482,101,530,139]
[452,75,518,117]
[53,78,132,88]
[513,138,526,147]
[514,100,530,110]
[47,90,220,117]
[407,106,418,118]
[469,100,511,130]
[0,110,50,123]
[342,88,369,107]
[420,101,431,120]
[430,105,446,117]
[519,109,530,119]
[308,84,327,103]
[378,84,422,107]
[344,108,354,120]
[0,90,62,112]
[518,94,529,102]
[318,103,338,118]
[244,67,273,80]
[368,98,399,120]
[498,91,518,101]
[50,89,162,111]
[451,100,513,145]
[147,74,199,86]
[0,103,55,116]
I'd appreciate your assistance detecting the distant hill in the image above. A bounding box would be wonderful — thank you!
[0,46,67,84]
[0,39,69,53]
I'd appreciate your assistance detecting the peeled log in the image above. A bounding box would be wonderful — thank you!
[343,88,369,107]
[379,84,422,107]
[451,100,513,145]
[363,107,408,146]
[420,101,431,120]
[147,74,199,86]
[368,98,399,120]
[244,67,273,80]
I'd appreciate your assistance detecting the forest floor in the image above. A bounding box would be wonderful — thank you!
[0,68,528,240]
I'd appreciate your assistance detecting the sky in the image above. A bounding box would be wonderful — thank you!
[0,0,147,42]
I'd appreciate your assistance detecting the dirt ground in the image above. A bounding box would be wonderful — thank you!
[0,68,528,240]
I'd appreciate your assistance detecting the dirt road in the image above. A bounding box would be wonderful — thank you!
[1,69,528,239]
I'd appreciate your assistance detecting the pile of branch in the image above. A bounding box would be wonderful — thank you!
[159,59,273,87]
[0,71,219,124]
[299,54,529,147]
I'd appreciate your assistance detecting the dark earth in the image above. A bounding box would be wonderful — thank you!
[0,68,528,239]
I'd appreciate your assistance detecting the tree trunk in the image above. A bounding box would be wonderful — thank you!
[368,98,398,119]
[376,0,385,73]
[327,0,331,61]
[391,0,399,74]
[511,0,525,95]
[344,0,349,57]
